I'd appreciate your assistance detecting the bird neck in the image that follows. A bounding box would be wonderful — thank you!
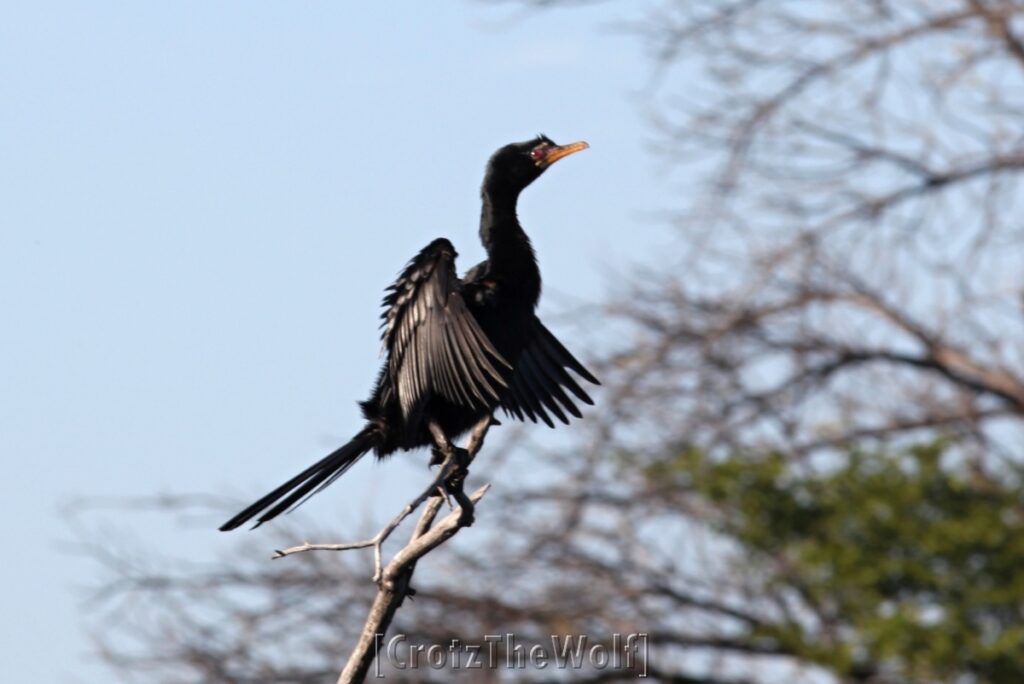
[479,189,540,302]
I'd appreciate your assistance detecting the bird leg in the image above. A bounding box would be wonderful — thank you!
[427,421,469,487]
[427,420,480,525]
[434,484,454,510]
[427,421,456,465]
[465,414,496,456]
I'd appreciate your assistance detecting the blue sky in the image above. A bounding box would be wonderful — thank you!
[0,2,672,681]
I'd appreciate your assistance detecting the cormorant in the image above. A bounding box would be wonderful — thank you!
[220,136,598,531]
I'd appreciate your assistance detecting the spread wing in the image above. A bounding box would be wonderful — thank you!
[500,317,600,428]
[382,238,510,419]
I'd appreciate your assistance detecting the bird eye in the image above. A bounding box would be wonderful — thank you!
[530,146,547,160]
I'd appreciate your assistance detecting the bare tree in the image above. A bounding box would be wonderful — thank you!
[597,0,1024,466]
[83,2,1024,683]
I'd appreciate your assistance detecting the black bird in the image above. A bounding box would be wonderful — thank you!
[220,136,598,531]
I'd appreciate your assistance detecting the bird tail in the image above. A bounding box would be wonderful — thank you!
[219,426,376,531]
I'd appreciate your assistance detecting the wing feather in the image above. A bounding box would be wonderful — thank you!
[382,238,510,419]
[516,352,569,425]
[522,349,583,418]
[500,317,599,427]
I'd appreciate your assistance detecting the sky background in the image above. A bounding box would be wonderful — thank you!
[0,2,676,681]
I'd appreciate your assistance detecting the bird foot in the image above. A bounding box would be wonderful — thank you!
[435,485,454,509]
[428,446,470,498]
[445,447,470,489]
[457,502,475,527]
[429,445,470,469]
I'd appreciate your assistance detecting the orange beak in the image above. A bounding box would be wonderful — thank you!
[537,140,589,168]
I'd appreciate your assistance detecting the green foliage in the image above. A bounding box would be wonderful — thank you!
[650,443,1024,683]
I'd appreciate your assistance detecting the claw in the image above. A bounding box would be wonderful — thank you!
[435,485,454,509]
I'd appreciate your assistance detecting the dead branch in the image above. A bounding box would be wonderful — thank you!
[269,414,494,684]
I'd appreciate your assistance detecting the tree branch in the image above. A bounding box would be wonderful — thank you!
[337,483,490,684]
[269,413,496,684]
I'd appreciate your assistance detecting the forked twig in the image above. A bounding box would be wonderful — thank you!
[273,445,464,583]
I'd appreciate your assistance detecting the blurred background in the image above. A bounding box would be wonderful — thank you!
[3,1,1024,683]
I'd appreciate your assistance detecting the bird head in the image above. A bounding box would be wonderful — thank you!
[483,135,589,197]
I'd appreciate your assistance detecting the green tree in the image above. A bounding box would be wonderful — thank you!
[655,442,1024,682]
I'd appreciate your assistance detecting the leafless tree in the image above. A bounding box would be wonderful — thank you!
[83,2,1024,683]
[599,0,1024,467]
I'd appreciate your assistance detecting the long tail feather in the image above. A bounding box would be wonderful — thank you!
[219,427,375,531]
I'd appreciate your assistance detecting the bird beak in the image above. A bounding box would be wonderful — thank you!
[538,140,589,168]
